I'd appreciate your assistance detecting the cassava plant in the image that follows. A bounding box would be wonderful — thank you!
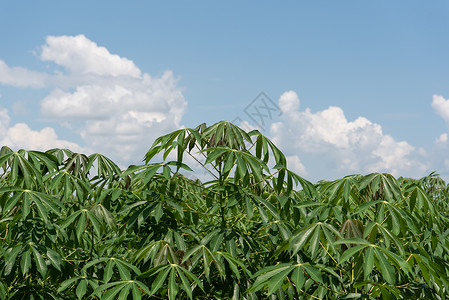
[0,121,447,299]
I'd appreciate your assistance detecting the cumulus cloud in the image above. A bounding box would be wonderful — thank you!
[0,35,186,166]
[286,155,307,176]
[0,60,48,88]
[0,105,81,151]
[432,95,449,125]
[1,124,83,152]
[436,133,448,144]
[270,91,427,181]
[41,35,141,78]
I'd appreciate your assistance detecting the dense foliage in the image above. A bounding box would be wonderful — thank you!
[0,121,448,299]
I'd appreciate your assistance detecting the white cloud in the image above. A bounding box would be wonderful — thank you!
[0,35,187,167]
[0,60,48,88]
[0,105,81,151]
[37,35,185,165]
[432,95,449,125]
[1,123,83,152]
[41,85,134,120]
[369,135,416,175]
[286,155,307,176]
[279,90,300,113]
[0,106,10,140]
[436,133,448,144]
[41,35,141,77]
[270,91,427,181]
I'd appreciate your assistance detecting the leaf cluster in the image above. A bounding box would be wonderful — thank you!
[0,121,448,299]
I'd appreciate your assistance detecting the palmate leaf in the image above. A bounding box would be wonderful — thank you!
[87,153,122,180]
[289,221,342,258]
[336,238,410,285]
[0,150,44,188]
[60,208,103,240]
[44,170,91,203]
[321,175,360,210]
[133,241,164,265]
[250,262,328,296]
[363,222,405,255]
[339,219,365,240]
[358,173,402,202]
[9,242,63,280]
[63,152,89,176]
[123,161,192,188]
[406,185,436,216]
[201,146,270,186]
[139,264,204,299]
[0,187,63,221]
[92,280,150,300]
[2,123,449,299]
[91,203,116,230]
[252,132,286,168]
[181,244,225,280]
[285,169,317,198]
[217,251,251,279]
[26,150,59,176]
[202,121,252,151]
[144,127,204,165]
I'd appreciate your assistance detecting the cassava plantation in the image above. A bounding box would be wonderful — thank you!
[0,121,448,299]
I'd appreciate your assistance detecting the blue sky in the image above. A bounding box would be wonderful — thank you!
[1,1,449,182]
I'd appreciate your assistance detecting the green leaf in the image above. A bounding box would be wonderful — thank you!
[291,266,305,292]
[374,248,395,285]
[150,266,171,296]
[251,264,292,292]
[76,211,86,239]
[364,246,374,279]
[46,248,62,271]
[3,190,24,212]
[102,283,124,300]
[168,268,179,300]
[163,165,171,180]
[132,284,142,300]
[58,277,83,293]
[178,266,193,299]
[302,264,323,284]
[4,245,21,275]
[20,249,31,276]
[290,225,315,255]
[115,260,131,280]
[104,260,114,283]
[309,226,321,259]
[210,232,224,252]
[178,266,205,293]
[154,203,163,224]
[60,210,82,229]
[31,246,47,278]
[353,200,381,214]
[339,244,370,264]
[258,206,269,223]
[76,279,87,300]
[118,283,132,300]
[267,267,293,295]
